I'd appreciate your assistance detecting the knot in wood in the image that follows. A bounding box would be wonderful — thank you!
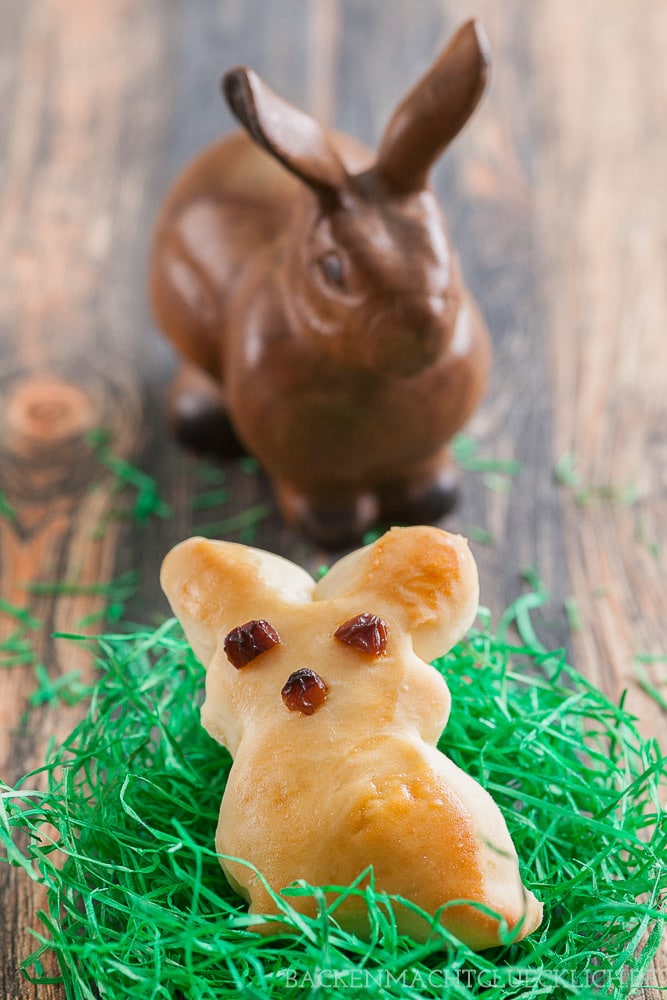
[3,376,97,453]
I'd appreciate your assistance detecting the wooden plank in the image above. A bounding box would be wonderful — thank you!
[0,0,171,724]
[530,0,667,742]
[529,8,667,986]
[0,2,172,994]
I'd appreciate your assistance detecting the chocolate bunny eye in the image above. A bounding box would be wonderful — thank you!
[334,613,388,655]
[317,251,345,288]
[224,620,280,668]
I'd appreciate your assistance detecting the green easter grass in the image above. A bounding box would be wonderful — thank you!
[1,599,666,999]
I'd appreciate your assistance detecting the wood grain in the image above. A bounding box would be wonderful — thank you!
[531,11,667,983]
[0,2,167,995]
[0,0,664,995]
[531,1,667,743]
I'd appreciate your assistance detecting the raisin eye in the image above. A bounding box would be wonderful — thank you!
[281,668,328,715]
[224,620,280,669]
[318,251,345,288]
[334,613,388,656]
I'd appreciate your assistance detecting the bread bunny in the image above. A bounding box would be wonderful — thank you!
[161,526,542,949]
[150,21,492,546]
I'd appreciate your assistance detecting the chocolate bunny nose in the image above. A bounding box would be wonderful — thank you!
[365,302,445,376]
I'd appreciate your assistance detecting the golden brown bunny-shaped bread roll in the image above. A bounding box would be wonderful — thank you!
[161,526,542,949]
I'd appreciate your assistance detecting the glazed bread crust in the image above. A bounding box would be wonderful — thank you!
[161,526,542,948]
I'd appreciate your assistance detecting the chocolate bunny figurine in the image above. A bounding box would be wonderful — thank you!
[150,20,492,546]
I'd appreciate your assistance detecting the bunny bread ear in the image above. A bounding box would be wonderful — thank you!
[375,19,490,193]
[160,537,315,668]
[223,67,347,197]
[315,525,479,662]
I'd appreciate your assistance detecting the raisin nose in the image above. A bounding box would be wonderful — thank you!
[281,668,328,715]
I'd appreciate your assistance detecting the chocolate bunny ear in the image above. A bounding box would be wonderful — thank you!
[223,67,347,198]
[375,20,490,193]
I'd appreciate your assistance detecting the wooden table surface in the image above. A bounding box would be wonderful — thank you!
[1,1,665,996]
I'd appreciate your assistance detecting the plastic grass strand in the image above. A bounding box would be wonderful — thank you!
[635,514,662,560]
[195,460,227,486]
[0,626,39,668]
[554,452,638,508]
[24,570,140,631]
[0,596,42,630]
[190,487,231,511]
[0,598,42,668]
[633,660,667,712]
[452,434,522,476]
[237,456,260,475]
[194,503,273,540]
[465,526,495,546]
[0,489,18,523]
[25,570,139,601]
[1,616,665,999]
[28,665,92,708]
[87,428,173,525]
[564,596,582,633]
